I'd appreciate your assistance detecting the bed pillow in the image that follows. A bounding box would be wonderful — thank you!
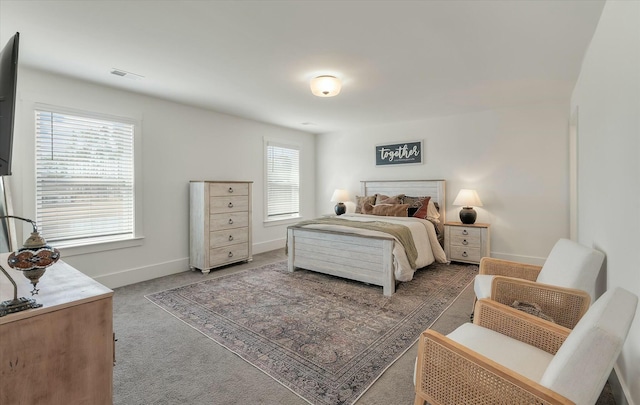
[362,203,409,217]
[427,201,440,222]
[355,195,377,214]
[404,196,440,222]
[375,193,405,205]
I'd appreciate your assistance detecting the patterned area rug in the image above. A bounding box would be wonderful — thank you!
[146,261,477,405]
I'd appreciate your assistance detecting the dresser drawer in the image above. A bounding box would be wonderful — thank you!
[210,212,249,230]
[209,182,249,197]
[210,228,249,248]
[449,245,481,263]
[448,226,481,239]
[210,196,249,213]
[209,243,249,266]
[449,233,481,248]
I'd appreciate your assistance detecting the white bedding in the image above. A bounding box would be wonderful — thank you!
[299,213,448,282]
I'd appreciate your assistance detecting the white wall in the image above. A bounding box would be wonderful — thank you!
[316,102,570,263]
[571,1,640,403]
[8,68,316,287]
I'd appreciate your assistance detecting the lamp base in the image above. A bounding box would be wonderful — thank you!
[459,207,477,224]
[334,202,346,216]
[0,296,42,317]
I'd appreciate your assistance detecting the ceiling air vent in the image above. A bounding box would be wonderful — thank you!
[110,68,144,80]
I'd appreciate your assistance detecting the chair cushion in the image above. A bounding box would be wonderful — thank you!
[473,274,494,300]
[540,287,638,405]
[536,239,605,301]
[447,323,554,383]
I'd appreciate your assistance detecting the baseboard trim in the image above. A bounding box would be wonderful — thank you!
[490,252,546,266]
[253,238,285,255]
[95,257,189,289]
[95,241,288,289]
[611,364,634,405]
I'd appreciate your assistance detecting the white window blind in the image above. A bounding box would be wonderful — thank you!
[266,141,299,219]
[35,109,135,245]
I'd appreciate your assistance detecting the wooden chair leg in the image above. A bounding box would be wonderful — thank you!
[470,296,477,322]
[414,395,425,405]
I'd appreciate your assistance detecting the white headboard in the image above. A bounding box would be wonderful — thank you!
[361,180,446,223]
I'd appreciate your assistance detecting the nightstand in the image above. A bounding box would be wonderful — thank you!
[444,222,490,264]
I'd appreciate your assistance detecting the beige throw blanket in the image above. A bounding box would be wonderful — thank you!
[292,217,418,269]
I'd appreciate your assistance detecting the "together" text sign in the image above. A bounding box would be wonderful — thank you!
[375,141,422,166]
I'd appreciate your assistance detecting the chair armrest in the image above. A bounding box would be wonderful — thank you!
[414,329,574,405]
[473,299,570,355]
[490,276,591,329]
[479,257,542,281]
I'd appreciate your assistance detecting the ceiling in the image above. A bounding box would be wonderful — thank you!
[0,0,605,134]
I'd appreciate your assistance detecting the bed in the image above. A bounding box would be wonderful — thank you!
[287,180,448,295]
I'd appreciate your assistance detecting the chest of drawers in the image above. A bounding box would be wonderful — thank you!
[444,222,490,265]
[190,181,253,273]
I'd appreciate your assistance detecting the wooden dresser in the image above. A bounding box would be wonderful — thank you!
[444,222,491,265]
[190,181,253,273]
[0,254,114,404]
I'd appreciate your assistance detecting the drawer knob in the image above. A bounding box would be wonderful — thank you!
[462,239,468,245]
[228,235,234,241]
[462,251,468,257]
[228,202,234,208]
[228,251,234,258]
[462,229,468,235]
[228,187,234,193]
[228,219,234,225]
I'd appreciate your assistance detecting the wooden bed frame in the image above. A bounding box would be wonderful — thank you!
[287,180,446,295]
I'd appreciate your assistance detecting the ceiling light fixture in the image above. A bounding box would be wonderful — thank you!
[310,75,341,97]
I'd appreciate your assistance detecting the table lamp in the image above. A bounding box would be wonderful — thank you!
[453,189,483,224]
[330,189,350,216]
[0,215,60,316]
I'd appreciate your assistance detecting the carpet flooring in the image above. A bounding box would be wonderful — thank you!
[112,249,616,404]
[146,260,477,405]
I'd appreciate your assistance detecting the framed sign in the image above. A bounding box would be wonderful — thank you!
[375,140,423,166]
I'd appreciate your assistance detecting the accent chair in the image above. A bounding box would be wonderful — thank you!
[415,287,637,405]
[474,238,605,328]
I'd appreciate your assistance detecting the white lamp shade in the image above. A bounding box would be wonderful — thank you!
[330,189,350,203]
[310,76,341,97]
[453,189,483,207]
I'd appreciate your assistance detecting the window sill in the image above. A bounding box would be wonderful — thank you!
[263,216,302,227]
[55,236,145,257]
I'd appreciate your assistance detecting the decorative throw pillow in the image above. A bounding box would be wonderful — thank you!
[362,203,409,217]
[510,301,555,323]
[403,196,440,221]
[355,195,377,214]
[375,193,405,205]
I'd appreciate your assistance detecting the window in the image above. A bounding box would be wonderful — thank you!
[35,108,137,247]
[265,140,300,221]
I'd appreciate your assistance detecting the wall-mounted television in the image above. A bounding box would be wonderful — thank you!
[0,32,20,177]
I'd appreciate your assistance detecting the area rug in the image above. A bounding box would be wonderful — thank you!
[146,261,477,405]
